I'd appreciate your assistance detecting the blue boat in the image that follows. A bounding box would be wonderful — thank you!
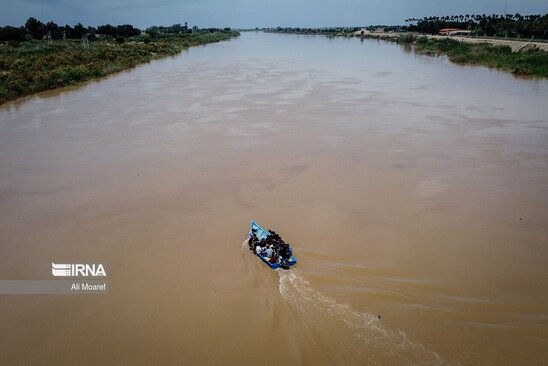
[248,220,297,269]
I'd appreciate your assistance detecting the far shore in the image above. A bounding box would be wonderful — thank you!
[355,30,548,52]
[265,28,547,77]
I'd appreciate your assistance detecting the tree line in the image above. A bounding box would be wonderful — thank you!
[0,18,233,43]
[0,17,141,42]
[404,13,548,38]
[145,23,232,36]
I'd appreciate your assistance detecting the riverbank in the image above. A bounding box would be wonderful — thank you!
[356,30,548,51]
[0,31,239,104]
[357,31,548,77]
[266,29,548,77]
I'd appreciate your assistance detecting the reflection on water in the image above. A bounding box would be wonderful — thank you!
[0,32,547,365]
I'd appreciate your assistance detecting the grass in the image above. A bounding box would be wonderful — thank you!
[0,31,239,104]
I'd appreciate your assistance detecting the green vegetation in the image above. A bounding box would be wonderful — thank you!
[405,13,548,39]
[0,18,239,104]
[391,34,548,77]
[0,17,142,42]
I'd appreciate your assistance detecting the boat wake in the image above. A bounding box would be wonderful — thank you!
[278,269,448,365]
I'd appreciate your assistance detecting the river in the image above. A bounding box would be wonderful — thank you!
[1,32,547,365]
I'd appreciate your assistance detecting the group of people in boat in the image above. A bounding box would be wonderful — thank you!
[248,228,293,265]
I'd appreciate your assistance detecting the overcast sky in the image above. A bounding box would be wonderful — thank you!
[1,0,547,28]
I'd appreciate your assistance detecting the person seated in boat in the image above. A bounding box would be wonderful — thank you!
[278,243,287,258]
[253,237,261,247]
[253,236,264,251]
[262,244,274,258]
[248,233,258,250]
[255,244,263,255]
[268,230,281,241]
[258,245,266,255]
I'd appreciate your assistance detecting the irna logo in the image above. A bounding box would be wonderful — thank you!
[52,263,107,277]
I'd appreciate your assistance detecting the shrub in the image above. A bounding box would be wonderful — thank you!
[416,36,429,45]
[7,40,21,48]
[401,33,415,44]
[513,64,533,75]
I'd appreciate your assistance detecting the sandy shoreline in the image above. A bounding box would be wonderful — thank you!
[355,30,548,52]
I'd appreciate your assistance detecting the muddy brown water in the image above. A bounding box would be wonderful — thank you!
[0,32,547,365]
